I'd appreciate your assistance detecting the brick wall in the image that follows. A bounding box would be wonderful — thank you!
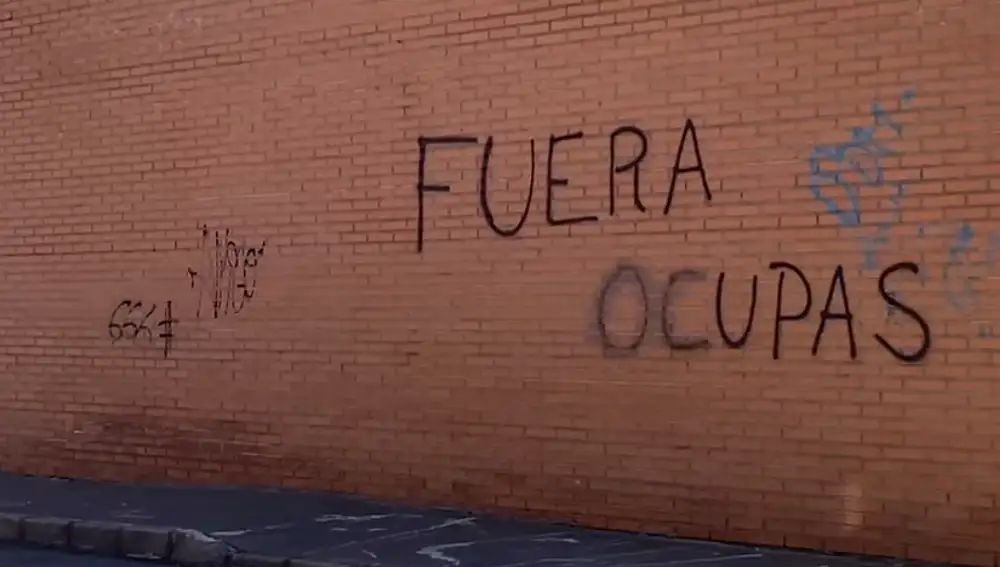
[2,0,999,563]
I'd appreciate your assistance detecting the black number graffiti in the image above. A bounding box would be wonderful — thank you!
[108,300,130,342]
[157,300,176,359]
[108,300,177,359]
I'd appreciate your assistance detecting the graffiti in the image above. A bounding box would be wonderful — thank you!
[988,234,1000,265]
[861,183,906,270]
[187,225,266,319]
[904,221,1000,334]
[809,89,915,269]
[874,263,931,362]
[769,262,813,360]
[806,89,996,341]
[977,323,1000,339]
[595,261,931,363]
[886,221,1000,317]
[663,119,712,215]
[661,270,711,350]
[812,265,858,359]
[920,222,1000,337]
[937,223,1000,314]
[108,300,176,358]
[884,290,903,321]
[547,131,599,226]
[715,273,757,349]
[421,104,990,362]
[596,264,649,356]
[980,233,1000,335]
[479,136,536,237]
[609,126,648,215]
[416,136,479,253]
[415,120,712,252]
[943,223,977,312]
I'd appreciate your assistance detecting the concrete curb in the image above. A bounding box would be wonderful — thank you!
[0,512,349,567]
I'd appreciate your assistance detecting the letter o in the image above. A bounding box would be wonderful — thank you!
[597,265,649,352]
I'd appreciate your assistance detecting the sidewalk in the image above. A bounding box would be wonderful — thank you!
[0,472,918,567]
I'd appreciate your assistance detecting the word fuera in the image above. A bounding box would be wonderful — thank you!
[415,120,710,252]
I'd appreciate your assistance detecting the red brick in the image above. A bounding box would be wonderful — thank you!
[0,0,997,564]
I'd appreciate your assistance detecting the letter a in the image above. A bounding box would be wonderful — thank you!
[663,119,712,215]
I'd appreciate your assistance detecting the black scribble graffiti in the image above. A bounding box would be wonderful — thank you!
[187,225,266,319]
[108,300,177,358]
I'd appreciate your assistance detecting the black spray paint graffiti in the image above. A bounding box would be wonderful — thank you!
[596,264,648,354]
[662,270,712,351]
[416,119,711,252]
[108,300,177,358]
[187,226,266,319]
[415,92,973,356]
[596,262,930,363]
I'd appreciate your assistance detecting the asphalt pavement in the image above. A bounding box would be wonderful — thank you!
[0,472,921,567]
[0,544,161,566]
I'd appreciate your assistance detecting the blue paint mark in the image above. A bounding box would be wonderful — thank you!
[951,223,975,256]
[977,323,1000,339]
[861,184,907,270]
[809,90,916,267]
[861,236,885,270]
[948,229,1000,320]
[809,136,893,226]
[987,232,1000,265]
[890,183,906,205]
[872,89,914,138]
[944,223,977,312]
